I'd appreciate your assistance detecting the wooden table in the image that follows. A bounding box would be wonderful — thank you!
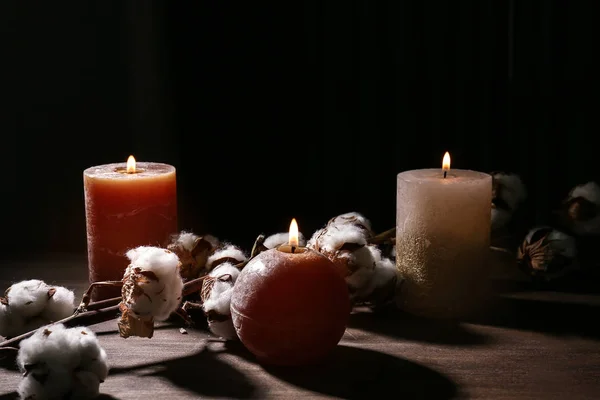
[1,253,600,399]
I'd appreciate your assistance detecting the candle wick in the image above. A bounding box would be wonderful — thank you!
[443,170,447,178]
[291,246,296,254]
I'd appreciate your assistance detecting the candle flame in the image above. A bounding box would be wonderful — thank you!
[289,218,299,247]
[442,152,451,171]
[126,155,136,173]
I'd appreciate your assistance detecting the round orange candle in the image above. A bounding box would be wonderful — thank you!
[83,156,177,300]
[231,219,350,366]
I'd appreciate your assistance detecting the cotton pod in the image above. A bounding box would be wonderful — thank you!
[352,245,403,308]
[556,181,600,236]
[205,243,247,271]
[118,246,184,338]
[167,231,220,280]
[491,172,527,231]
[0,279,75,338]
[16,323,109,400]
[263,231,306,249]
[517,226,578,281]
[307,212,377,301]
[200,262,241,340]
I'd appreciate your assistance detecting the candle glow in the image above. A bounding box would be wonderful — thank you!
[127,155,136,174]
[289,218,299,247]
[442,152,451,171]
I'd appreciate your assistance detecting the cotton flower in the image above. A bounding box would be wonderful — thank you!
[352,245,402,307]
[263,231,306,249]
[16,323,109,399]
[491,172,527,231]
[201,263,241,340]
[307,213,376,299]
[557,181,600,236]
[517,226,578,281]
[167,231,220,280]
[0,280,75,338]
[206,243,247,271]
[118,246,184,338]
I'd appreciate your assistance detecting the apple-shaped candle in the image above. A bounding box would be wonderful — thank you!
[230,219,351,366]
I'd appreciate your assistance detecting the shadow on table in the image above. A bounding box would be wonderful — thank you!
[348,307,493,346]
[108,346,258,398]
[467,293,600,340]
[262,345,459,399]
[0,392,18,400]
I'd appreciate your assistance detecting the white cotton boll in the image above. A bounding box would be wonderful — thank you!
[344,246,376,292]
[202,263,240,340]
[6,279,51,318]
[563,181,600,236]
[206,244,247,271]
[569,181,600,205]
[353,246,401,306]
[264,231,306,249]
[17,324,109,400]
[41,286,76,322]
[0,280,75,338]
[124,246,184,321]
[309,223,369,254]
[329,212,372,232]
[492,172,527,211]
[172,231,201,251]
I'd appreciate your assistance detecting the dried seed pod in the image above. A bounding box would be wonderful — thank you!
[555,181,600,237]
[517,226,578,281]
[200,263,241,340]
[490,172,527,231]
[118,246,184,338]
[0,280,75,338]
[167,231,220,280]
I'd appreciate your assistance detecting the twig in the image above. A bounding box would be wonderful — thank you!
[0,275,210,350]
[0,234,269,350]
[368,227,396,245]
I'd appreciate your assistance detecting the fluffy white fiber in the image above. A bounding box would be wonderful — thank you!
[492,172,527,211]
[308,212,398,305]
[328,212,373,232]
[0,280,75,338]
[17,323,109,400]
[123,246,184,321]
[202,263,241,340]
[569,181,600,206]
[206,244,247,271]
[566,181,600,235]
[525,226,578,260]
[353,245,402,305]
[263,231,306,249]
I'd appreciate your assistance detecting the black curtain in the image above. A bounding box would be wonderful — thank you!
[1,1,598,259]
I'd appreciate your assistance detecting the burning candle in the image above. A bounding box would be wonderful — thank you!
[231,219,350,366]
[84,156,177,300]
[395,152,492,319]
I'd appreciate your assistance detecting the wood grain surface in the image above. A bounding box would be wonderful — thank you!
[1,252,600,399]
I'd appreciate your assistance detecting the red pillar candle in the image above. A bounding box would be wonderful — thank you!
[83,156,177,300]
[231,219,351,366]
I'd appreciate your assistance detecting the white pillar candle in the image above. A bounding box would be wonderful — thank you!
[396,153,492,319]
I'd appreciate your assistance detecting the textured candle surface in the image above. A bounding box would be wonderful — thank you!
[84,162,177,300]
[396,168,492,318]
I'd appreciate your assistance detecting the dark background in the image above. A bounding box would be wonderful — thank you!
[1,1,598,261]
